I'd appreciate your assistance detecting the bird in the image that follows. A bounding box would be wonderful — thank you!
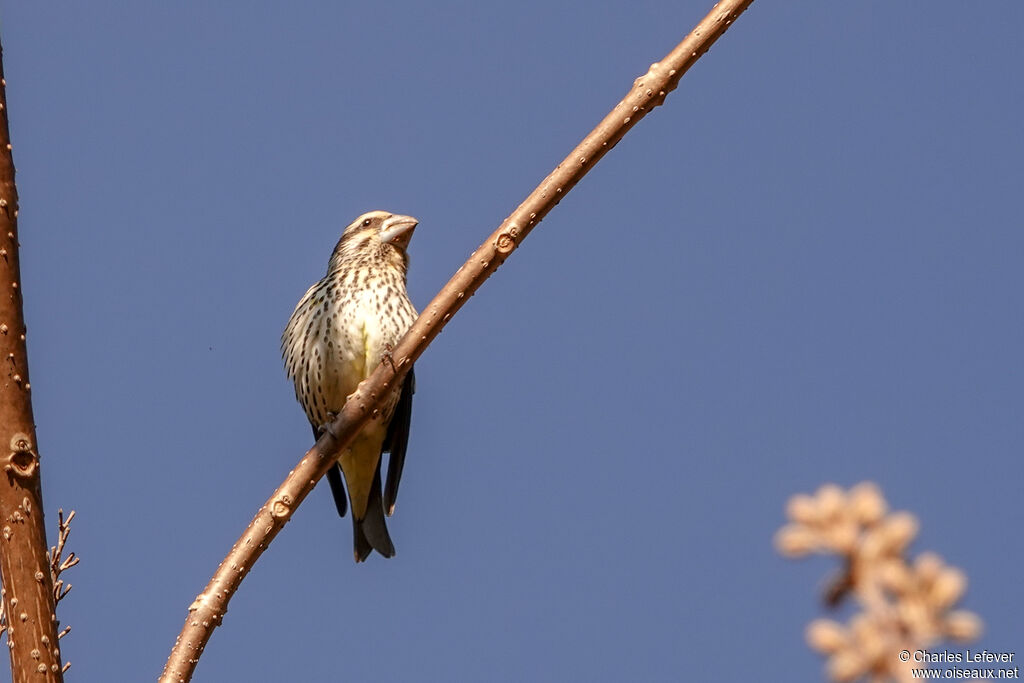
[282,210,419,562]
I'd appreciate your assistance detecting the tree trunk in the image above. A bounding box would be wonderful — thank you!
[0,39,66,682]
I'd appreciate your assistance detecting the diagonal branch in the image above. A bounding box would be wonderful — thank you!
[160,1,756,680]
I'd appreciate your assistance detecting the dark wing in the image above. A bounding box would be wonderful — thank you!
[383,366,415,516]
[313,424,348,518]
[325,465,349,518]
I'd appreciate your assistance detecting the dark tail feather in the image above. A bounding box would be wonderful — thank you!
[352,516,373,563]
[352,465,395,562]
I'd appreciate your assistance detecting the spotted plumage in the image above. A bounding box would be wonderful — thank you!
[282,210,418,562]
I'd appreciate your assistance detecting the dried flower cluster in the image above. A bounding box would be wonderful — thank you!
[776,483,983,682]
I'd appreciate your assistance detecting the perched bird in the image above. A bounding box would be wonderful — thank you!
[282,210,419,562]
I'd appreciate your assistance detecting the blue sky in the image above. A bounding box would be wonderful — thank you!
[1,2,1021,681]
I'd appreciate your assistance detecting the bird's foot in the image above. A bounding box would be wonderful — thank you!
[317,412,340,439]
[382,344,397,370]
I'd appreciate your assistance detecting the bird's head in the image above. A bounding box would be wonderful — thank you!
[329,210,419,271]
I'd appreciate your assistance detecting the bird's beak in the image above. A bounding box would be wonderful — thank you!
[380,215,418,250]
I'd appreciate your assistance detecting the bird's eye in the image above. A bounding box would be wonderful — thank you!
[362,219,372,227]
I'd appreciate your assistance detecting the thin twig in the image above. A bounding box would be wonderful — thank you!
[43,509,77,674]
[48,509,78,606]
[161,2,756,680]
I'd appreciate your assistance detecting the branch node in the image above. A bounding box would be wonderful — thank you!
[270,495,293,519]
[495,228,517,254]
[6,432,38,478]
